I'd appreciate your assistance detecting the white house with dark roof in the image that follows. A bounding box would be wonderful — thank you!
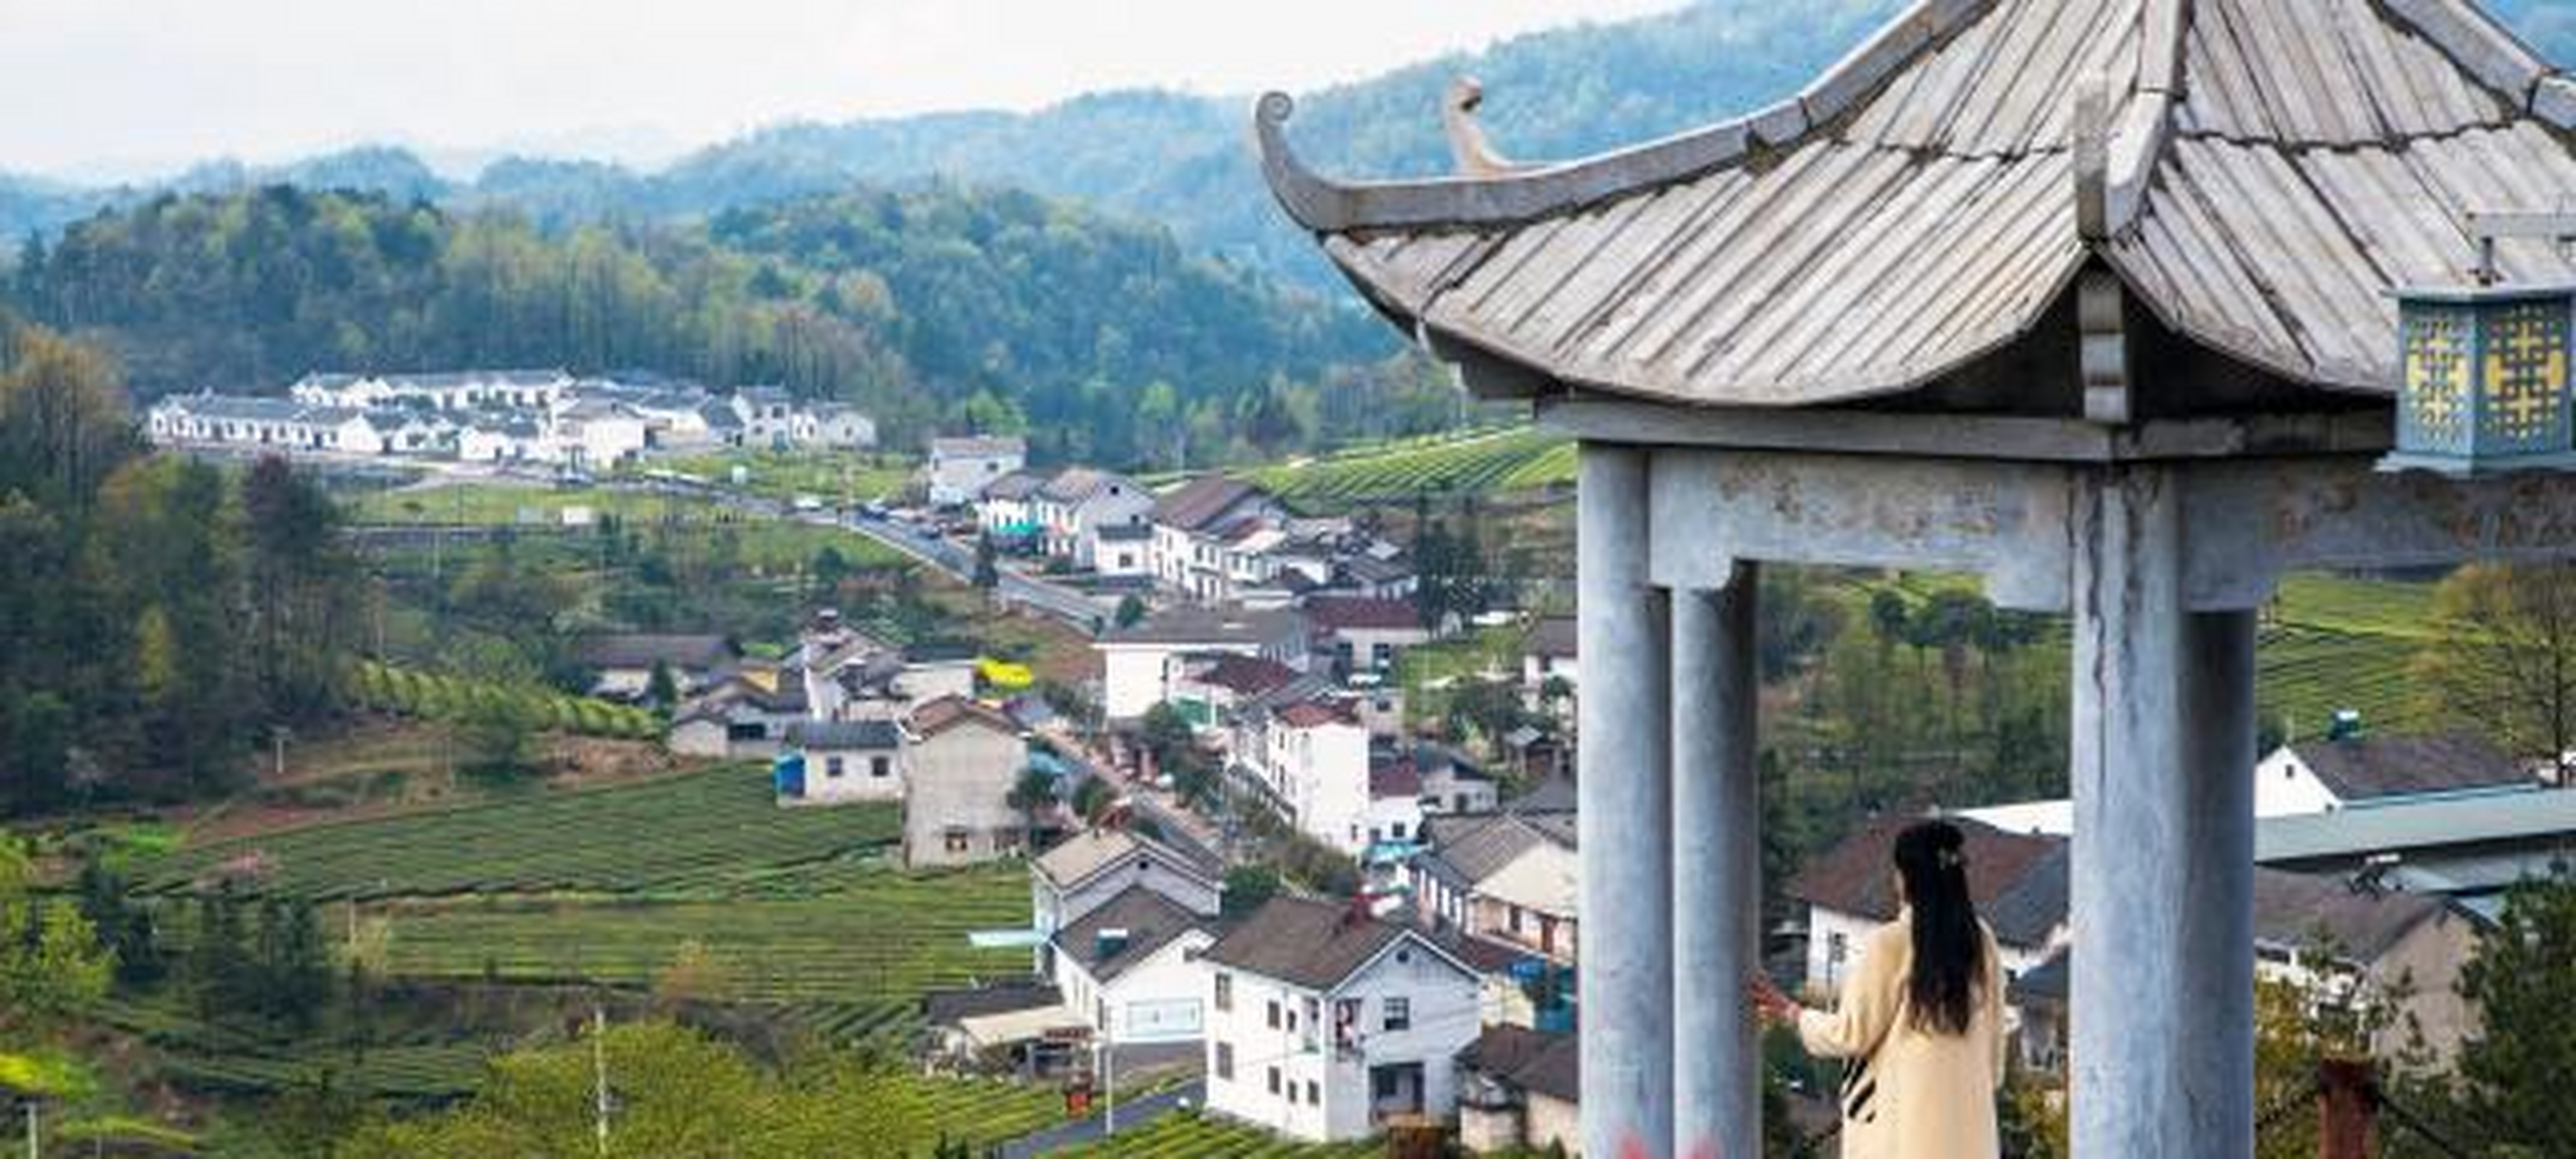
[1201,896,1482,1143]
[1789,815,2070,997]
[779,718,905,806]
[1050,885,1220,1047]
[1305,596,1433,678]
[1030,827,1224,944]
[1148,476,1287,601]
[1410,810,1581,966]
[571,633,740,702]
[1034,467,1152,568]
[2252,733,2545,817]
[976,469,1052,543]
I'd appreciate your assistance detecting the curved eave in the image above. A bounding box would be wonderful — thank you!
[1253,0,1981,235]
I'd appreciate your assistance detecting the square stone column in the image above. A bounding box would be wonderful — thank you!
[1578,442,1674,1159]
[1673,565,1763,1159]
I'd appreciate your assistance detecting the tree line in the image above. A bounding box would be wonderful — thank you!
[0,312,358,816]
[1,183,1456,465]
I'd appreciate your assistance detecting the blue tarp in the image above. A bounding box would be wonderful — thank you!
[772,752,806,800]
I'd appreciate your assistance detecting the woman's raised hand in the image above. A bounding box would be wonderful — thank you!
[1745,973,1801,1026]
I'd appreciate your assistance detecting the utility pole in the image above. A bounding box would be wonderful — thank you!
[24,1101,36,1159]
[592,1003,610,1158]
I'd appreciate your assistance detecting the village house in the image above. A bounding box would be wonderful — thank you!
[457,417,548,465]
[2011,867,2488,1073]
[1519,617,1578,720]
[1031,827,1225,945]
[900,695,1031,868]
[807,402,879,450]
[1456,1024,1581,1156]
[1095,604,1310,722]
[731,385,801,450]
[1202,896,1483,1142]
[1410,810,1581,965]
[1033,467,1152,568]
[1788,815,2070,997]
[1148,476,1288,602]
[1051,886,1222,1049]
[976,469,1052,546]
[1229,698,1371,853]
[920,980,1081,1075]
[775,719,905,806]
[2252,732,2548,817]
[551,397,650,469]
[1090,522,1157,580]
[1163,654,1303,733]
[927,436,1028,507]
[570,633,740,703]
[667,670,810,759]
[1305,596,1433,679]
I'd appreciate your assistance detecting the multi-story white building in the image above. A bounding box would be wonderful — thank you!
[1230,698,1371,853]
[1148,476,1287,602]
[1201,896,1482,1143]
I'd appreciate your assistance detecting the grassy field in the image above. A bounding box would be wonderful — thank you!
[133,766,898,899]
[350,480,909,573]
[1244,426,1573,512]
[635,449,915,506]
[2260,573,2440,736]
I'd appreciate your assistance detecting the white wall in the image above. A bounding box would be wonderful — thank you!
[1058,932,1215,1046]
[2253,747,2342,818]
[1101,646,1182,721]
[796,745,903,804]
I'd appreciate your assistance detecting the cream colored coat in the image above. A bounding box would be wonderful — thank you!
[1797,913,2005,1159]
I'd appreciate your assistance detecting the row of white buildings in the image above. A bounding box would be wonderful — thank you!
[147,369,876,467]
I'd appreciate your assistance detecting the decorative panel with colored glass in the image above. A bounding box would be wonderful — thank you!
[2385,284,2576,475]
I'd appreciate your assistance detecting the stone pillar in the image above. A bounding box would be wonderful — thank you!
[1673,565,1762,1159]
[2180,608,2257,1154]
[1579,443,1674,1159]
[2068,465,2200,1155]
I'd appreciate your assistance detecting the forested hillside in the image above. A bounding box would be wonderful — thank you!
[13,0,2576,285]
[3,185,1429,461]
[0,314,357,815]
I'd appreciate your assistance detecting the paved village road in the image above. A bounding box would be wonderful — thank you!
[995,1080,1205,1158]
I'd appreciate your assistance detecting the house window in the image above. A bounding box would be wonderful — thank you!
[1216,1041,1235,1080]
[1828,931,1849,964]
[1266,1000,1281,1030]
[1383,997,1410,1032]
[1267,1067,1282,1095]
[1509,905,1524,934]
[1306,1079,1320,1105]
[1215,972,1233,1011]
[871,755,891,778]
[943,829,971,855]
[1096,998,1109,1029]
[826,756,846,779]
[1286,1082,1298,1106]
[1391,822,1408,840]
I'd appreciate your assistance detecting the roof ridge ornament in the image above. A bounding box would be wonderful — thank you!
[1443,77,1532,178]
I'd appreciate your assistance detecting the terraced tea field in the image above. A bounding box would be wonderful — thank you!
[2260,574,2440,736]
[349,659,663,742]
[1048,1111,1385,1158]
[136,765,896,899]
[376,866,1030,1006]
[1246,426,1573,511]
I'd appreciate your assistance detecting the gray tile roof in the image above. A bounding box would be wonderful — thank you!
[784,719,902,751]
[1053,886,1212,982]
[1102,605,1304,647]
[1261,0,2573,405]
[1202,896,1418,991]
[1149,475,1269,532]
[2288,733,2533,803]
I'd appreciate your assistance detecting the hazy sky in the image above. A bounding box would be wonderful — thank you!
[4,0,1687,181]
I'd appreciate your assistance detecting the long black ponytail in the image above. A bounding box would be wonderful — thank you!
[1893,819,1985,1036]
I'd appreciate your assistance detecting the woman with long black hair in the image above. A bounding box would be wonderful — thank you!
[1749,819,2005,1157]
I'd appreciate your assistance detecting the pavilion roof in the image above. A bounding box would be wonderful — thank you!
[1257,0,2576,407]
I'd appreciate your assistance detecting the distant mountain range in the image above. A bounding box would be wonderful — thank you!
[8,0,2576,287]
